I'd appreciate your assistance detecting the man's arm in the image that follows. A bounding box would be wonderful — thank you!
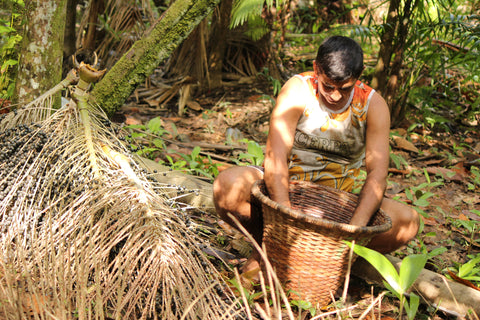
[263,77,306,207]
[350,92,391,226]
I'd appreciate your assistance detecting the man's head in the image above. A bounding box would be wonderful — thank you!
[315,36,364,82]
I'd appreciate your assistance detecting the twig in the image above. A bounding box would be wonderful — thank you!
[309,305,357,319]
[180,282,219,320]
[357,291,387,320]
[341,240,355,302]
[227,213,296,320]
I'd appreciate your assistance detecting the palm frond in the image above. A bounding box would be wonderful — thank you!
[0,67,240,319]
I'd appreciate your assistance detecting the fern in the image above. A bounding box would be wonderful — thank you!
[231,0,263,28]
[230,0,286,29]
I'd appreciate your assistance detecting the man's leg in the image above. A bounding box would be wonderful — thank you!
[367,198,420,253]
[213,166,264,272]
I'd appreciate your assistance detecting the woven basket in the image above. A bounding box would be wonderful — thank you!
[251,179,392,307]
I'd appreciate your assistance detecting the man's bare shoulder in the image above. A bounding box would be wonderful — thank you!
[275,75,310,109]
[368,91,391,127]
[369,92,389,112]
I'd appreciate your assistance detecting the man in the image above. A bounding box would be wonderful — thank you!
[213,36,420,274]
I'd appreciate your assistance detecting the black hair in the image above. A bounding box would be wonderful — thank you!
[315,36,364,82]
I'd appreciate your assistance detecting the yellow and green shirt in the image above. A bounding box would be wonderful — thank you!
[288,71,375,192]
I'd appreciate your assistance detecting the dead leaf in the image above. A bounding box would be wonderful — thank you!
[392,136,419,153]
[248,94,264,101]
[391,128,407,136]
[451,161,469,176]
[186,100,203,111]
[462,194,480,205]
[422,215,438,226]
[448,271,480,291]
[125,116,142,125]
[462,210,480,221]
[423,159,444,166]
[230,238,252,257]
[474,142,480,153]
[426,167,465,182]
[386,181,406,194]
[388,168,411,175]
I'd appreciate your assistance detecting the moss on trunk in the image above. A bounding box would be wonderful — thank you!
[91,0,221,116]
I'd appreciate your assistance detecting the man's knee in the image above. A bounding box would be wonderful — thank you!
[404,206,420,240]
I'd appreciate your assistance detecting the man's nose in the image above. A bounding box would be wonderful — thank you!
[330,90,342,101]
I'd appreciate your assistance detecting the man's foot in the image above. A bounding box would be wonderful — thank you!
[239,252,261,284]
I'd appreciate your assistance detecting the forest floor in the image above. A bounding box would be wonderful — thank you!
[114,76,480,319]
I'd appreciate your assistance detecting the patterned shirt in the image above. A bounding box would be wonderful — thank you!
[288,71,375,191]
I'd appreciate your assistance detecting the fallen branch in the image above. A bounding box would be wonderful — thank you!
[134,155,215,213]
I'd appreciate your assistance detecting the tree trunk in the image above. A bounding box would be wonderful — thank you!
[14,0,67,105]
[370,0,399,92]
[91,0,221,116]
[387,0,416,125]
[63,0,77,60]
[370,0,417,127]
[83,0,104,51]
[206,0,233,89]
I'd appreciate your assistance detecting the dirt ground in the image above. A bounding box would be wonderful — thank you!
[114,78,480,318]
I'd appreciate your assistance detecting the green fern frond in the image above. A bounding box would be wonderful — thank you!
[231,0,264,29]
[244,15,269,41]
[230,0,287,33]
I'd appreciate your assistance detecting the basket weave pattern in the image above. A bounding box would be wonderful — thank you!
[251,180,392,307]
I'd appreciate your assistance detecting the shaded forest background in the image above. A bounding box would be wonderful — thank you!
[2,0,479,127]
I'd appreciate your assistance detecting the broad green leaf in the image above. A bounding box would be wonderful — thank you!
[125,124,146,130]
[1,59,18,70]
[429,246,448,258]
[458,256,480,278]
[383,280,402,300]
[130,132,146,139]
[414,198,431,207]
[191,146,201,158]
[348,242,402,295]
[405,293,420,320]
[147,117,166,135]
[398,254,427,292]
[0,25,14,34]
[152,138,165,148]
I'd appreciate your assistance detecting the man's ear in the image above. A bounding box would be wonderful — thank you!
[313,60,319,74]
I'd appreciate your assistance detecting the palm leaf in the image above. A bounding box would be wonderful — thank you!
[0,67,240,319]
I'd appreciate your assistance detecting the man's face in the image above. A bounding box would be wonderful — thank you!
[313,61,357,110]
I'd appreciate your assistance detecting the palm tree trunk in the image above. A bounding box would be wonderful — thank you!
[370,0,399,93]
[91,0,221,116]
[83,0,105,51]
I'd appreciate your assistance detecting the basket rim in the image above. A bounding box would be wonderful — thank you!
[251,179,392,235]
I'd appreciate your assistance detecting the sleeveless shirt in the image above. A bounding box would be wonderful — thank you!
[288,71,375,191]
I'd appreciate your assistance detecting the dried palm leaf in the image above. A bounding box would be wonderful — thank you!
[0,65,241,319]
[92,0,156,69]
